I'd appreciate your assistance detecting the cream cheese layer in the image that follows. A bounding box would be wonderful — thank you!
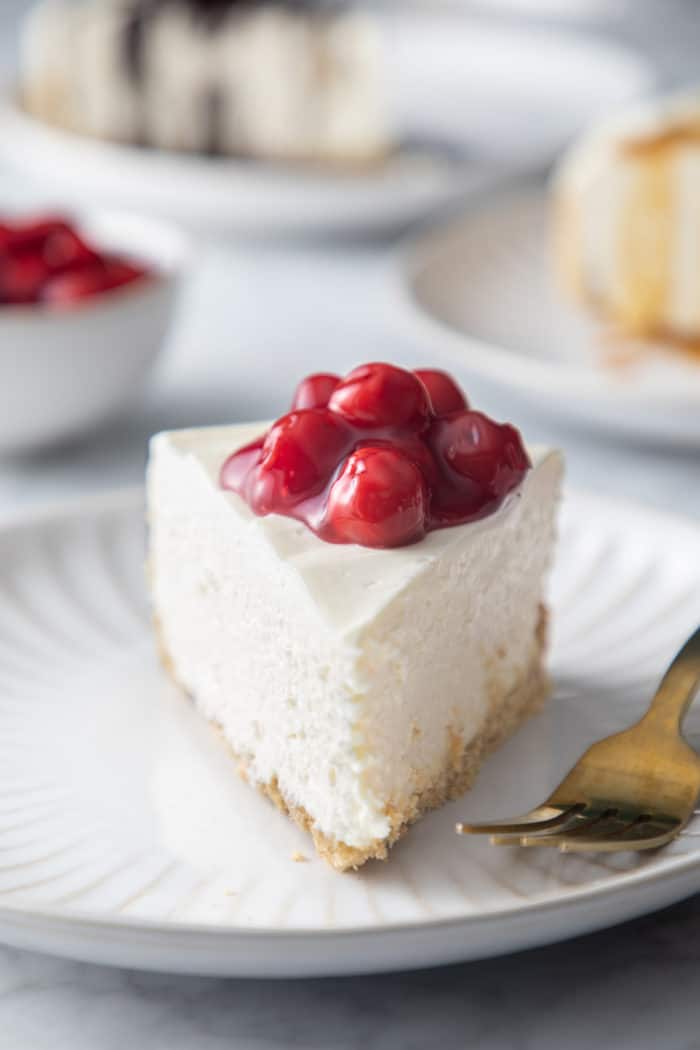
[148,423,562,851]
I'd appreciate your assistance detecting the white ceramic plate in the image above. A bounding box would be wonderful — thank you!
[0,14,651,236]
[400,179,700,444]
[0,487,700,977]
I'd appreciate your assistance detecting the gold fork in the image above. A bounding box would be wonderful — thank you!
[457,626,700,853]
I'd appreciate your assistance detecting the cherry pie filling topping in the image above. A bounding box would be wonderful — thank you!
[220,363,530,549]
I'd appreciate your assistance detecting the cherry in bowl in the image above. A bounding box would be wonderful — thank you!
[0,214,152,309]
[0,210,187,454]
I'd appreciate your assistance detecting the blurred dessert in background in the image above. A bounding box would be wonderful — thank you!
[553,91,700,352]
[20,0,391,165]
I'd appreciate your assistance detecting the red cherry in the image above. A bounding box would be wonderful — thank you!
[42,227,100,273]
[291,373,341,411]
[325,446,428,548]
[101,259,149,288]
[329,363,431,431]
[41,259,148,306]
[429,410,530,498]
[0,253,50,304]
[248,409,351,514]
[220,437,264,494]
[364,433,440,489]
[220,364,531,548]
[6,217,74,255]
[414,369,468,416]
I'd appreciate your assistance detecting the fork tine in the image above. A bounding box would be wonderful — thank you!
[490,811,586,845]
[491,808,618,846]
[519,814,628,848]
[520,816,681,852]
[558,816,681,853]
[456,804,582,837]
[559,827,679,852]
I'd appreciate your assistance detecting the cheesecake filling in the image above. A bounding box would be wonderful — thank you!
[149,421,562,860]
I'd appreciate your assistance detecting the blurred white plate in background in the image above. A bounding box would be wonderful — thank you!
[459,0,625,21]
[401,179,700,445]
[0,13,651,236]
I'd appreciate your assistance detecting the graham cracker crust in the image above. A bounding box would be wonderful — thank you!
[251,643,548,871]
[155,608,550,872]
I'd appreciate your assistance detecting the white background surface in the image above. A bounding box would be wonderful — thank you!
[1,1,700,1047]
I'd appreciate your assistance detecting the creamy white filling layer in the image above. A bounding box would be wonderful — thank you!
[148,424,562,849]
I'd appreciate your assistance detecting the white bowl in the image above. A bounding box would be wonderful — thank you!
[0,211,187,454]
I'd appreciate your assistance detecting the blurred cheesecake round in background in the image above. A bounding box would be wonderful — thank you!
[20,0,391,165]
[553,90,700,347]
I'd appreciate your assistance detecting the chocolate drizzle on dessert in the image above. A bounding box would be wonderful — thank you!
[123,5,149,84]
[121,0,344,155]
[204,88,225,155]
[124,0,341,43]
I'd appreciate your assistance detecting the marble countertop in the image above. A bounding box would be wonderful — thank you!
[3,893,700,1050]
[1,1,700,1047]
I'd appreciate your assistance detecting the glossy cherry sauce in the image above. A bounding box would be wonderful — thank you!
[220,363,530,549]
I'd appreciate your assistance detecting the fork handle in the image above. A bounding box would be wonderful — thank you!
[642,626,700,732]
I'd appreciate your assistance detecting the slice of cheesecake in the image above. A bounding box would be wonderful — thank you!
[553,89,700,346]
[148,371,562,870]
